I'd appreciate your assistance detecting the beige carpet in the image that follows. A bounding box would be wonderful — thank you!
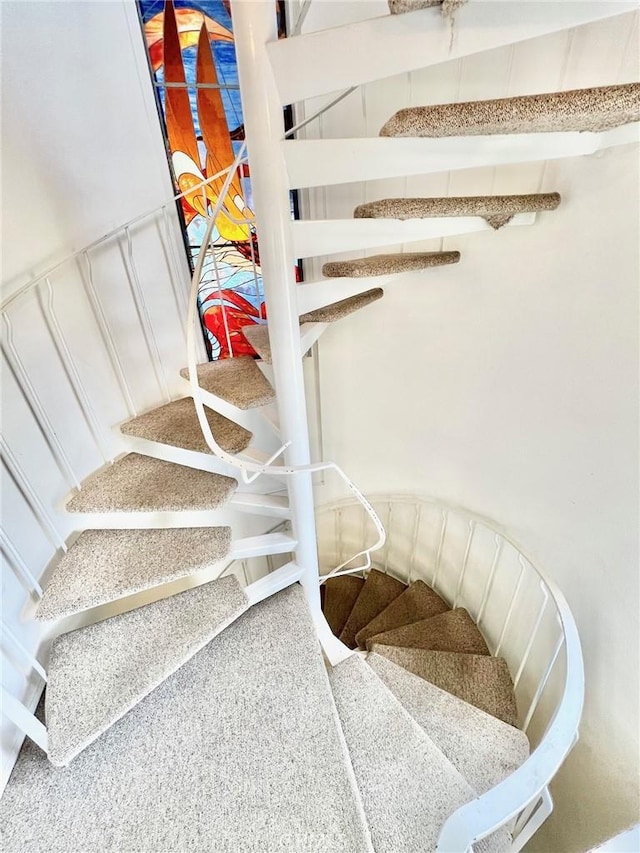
[339,569,406,649]
[46,576,249,766]
[66,454,237,514]
[366,607,490,655]
[299,289,383,324]
[36,527,232,622]
[121,397,252,455]
[380,83,640,137]
[355,579,449,649]
[353,192,561,230]
[179,357,275,410]
[388,0,467,15]
[367,652,529,794]
[323,575,365,637]
[370,644,519,727]
[2,587,373,853]
[329,655,510,853]
[322,251,460,278]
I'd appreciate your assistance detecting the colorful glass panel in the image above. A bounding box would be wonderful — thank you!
[138,0,285,360]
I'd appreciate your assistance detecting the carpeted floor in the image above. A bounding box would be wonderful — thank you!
[1,586,373,853]
[46,576,249,767]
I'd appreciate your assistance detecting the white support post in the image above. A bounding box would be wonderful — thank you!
[231,1,322,616]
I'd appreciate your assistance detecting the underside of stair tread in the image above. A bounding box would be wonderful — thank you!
[240,322,318,364]
[367,653,529,794]
[46,576,249,767]
[322,251,460,278]
[388,0,466,14]
[65,453,238,514]
[179,356,275,409]
[322,574,365,637]
[354,192,561,230]
[328,655,510,853]
[380,82,640,138]
[2,587,372,853]
[36,527,232,622]
[120,396,252,455]
[366,606,491,655]
[355,579,449,649]
[370,645,520,727]
[299,288,384,324]
[339,569,407,649]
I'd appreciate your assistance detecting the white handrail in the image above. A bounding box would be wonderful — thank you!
[185,147,386,574]
[437,594,584,851]
[316,494,585,851]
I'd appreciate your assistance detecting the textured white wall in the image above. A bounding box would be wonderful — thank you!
[301,6,639,851]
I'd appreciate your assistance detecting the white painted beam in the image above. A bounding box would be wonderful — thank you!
[299,322,328,354]
[244,561,305,606]
[230,532,297,559]
[291,213,536,258]
[284,123,640,189]
[297,274,408,316]
[267,2,637,105]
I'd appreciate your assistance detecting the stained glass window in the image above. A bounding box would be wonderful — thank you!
[137,0,293,360]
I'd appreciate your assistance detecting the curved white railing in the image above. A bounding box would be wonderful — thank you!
[185,144,386,574]
[316,495,585,852]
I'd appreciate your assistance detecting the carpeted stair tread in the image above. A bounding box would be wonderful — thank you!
[370,645,519,727]
[328,655,509,853]
[322,575,365,637]
[240,323,272,363]
[240,322,319,364]
[380,82,640,137]
[299,288,384,324]
[179,356,275,409]
[367,652,529,794]
[339,569,407,649]
[120,396,252,455]
[322,251,460,278]
[366,607,490,654]
[388,0,467,15]
[354,192,561,230]
[46,576,249,767]
[1,586,372,853]
[65,453,237,514]
[36,527,232,622]
[355,579,449,649]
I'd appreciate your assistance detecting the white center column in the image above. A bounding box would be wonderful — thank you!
[231,0,321,613]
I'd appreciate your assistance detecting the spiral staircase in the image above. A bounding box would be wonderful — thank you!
[1,1,639,850]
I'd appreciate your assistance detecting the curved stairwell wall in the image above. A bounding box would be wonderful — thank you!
[298,5,640,844]
[0,1,288,789]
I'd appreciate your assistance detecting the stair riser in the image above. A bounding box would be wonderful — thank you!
[291,213,536,258]
[118,434,288,490]
[267,2,636,105]
[283,124,639,189]
[64,503,292,530]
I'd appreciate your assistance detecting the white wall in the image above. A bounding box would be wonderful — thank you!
[302,7,639,851]
[1,0,176,293]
